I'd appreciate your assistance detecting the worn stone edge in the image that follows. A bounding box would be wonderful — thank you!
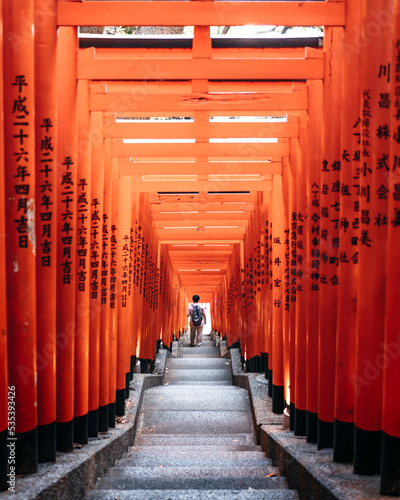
[3,350,167,500]
[229,349,384,500]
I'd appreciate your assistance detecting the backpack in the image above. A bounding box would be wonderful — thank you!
[191,305,203,326]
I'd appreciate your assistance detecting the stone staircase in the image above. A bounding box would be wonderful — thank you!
[86,333,298,499]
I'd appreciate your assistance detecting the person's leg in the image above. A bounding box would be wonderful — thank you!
[190,326,196,346]
[196,325,203,346]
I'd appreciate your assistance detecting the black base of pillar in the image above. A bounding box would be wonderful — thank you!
[272,384,284,414]
[267,369,273,398]
[354,426,381,475]
[306,411,318,444]
[15,427,38,474]
[0,429,7,491]
[98,405,109,432]
[125,373,130,399]
[294,407,306,436]
[333,419,354,463]
[130,355,135,381]
[289,402,295,431]
[116,389,125,417]
[88,409,98,438]
[56,420,74,452]
[38,421,56,462]
[74,413,88,445]
[318,418,334,450]
[108,402,116,428]
[381,431,400,496]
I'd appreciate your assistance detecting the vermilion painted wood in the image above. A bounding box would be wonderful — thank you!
[78,56,324,81]
[99,138,112,411]
[0,8,7,436]
[103,120,299,140]
[56,26,78,431]
[108,158,119,407]
[88,111,105,422]
[383,0,400,443]
[116,177,131,393]
[355,0,391,435]
[120,161,282,177]
[58,1,346,27]
[3,0,38,434]
[34,0,57,432]
[335,0,361,431]
[75,80,91,422]
[91,91,308,112]
[305,80,322,421]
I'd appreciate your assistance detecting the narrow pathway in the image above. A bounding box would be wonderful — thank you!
[87,333,298,499]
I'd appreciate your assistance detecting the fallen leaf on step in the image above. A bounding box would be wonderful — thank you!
[159,465,163,468]
[165,383,169,385]
[125,401,134,410]
[73,443,83,449]
[225,362,230,365]
[246,397,249,399]
[266,473,277,477]
[233,439,239,442]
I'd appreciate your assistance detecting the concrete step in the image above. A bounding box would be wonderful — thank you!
[165,368,232,382]
[138,410,253,435]
[128,446,266,458]
[165,380,233,386]
[117,456,273,468]
[107,465,279,479]
[179,346,220,355]
[142,386,251,411]
[180,341,216,347]
[87,489,299,499]
[166,358,230,370]
[95,476,289,491]
[178,351,221,358]
[134,433,258,448]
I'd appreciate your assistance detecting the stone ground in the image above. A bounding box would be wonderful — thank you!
[86,332,299,499]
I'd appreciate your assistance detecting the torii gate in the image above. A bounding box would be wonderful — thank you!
[1,0,399,496]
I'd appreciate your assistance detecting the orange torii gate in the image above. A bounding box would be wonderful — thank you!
[1,0,400,496]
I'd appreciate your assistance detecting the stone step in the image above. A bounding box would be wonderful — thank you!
[95,476,288,491]
[117,456,273,468]
[142,386,250,411]
[178,352,221,358]
[166,358,230,370]
[179,346,220,355]
[137,410,253,435]
[180,341,216,347]
[107,466,279,480]
[165,380,233,386]
[165,368,232,382]
[134,433,258,448]
[128,446,266,458]
[87,489,299,499]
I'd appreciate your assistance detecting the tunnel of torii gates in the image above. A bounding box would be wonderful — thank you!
[1,0,400,495]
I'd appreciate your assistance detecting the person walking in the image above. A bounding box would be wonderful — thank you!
[187,295,206,347]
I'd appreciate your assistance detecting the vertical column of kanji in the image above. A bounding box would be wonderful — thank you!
[3,0,38,473]
[0,3,9,486]
[271,174,285,413]
[293,116,308,436]
[381,7,400,494]
[34,0,57,463]
[74,79,91,445]
[306,81,322,444]
[99,137,112,432]
[127,194,138,380]
[354,0,393,474]
[281,159,291,408]
[116,175,131,415]
[287,152,296,429]
[108,158,119,427]
[318,28,344,450]
[56,17,78,451]
[88,111,104,436]
[333,0,362,463]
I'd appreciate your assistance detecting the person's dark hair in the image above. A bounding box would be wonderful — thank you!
[192,295,200,303]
